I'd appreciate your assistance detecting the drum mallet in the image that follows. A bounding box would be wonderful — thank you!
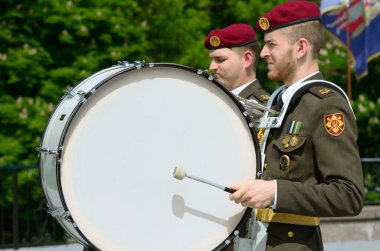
[173,166,235,193]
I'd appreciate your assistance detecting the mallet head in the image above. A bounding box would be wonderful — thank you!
[173,166,186,180]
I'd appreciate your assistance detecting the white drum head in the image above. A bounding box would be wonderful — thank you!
[56,64,258,251]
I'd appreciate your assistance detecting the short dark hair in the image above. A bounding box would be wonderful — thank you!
[233,41,261,70]
[285,20,324,58]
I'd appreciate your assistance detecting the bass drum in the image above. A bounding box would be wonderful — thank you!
[38,62,260,251]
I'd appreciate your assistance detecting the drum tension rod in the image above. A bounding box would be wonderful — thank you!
[36,146,63,156]
[48,207,73,223]
[118,60,154,69]
[64,88,93,101]
[65,88,76,98]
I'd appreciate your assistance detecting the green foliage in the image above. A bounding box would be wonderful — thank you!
[363,162,380,203]
[352,95,380,157]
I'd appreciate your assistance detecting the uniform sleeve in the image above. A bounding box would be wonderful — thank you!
[275,93,364,217]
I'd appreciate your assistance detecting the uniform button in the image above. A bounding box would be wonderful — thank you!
[288,231,294,238]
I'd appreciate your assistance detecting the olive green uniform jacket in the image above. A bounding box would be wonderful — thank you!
[262,73,364,251]
[239,79,270,105]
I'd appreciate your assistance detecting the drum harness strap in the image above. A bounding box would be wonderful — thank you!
[255,79,353,226]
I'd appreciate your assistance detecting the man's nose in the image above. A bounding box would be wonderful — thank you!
[209,60,218,71]
[260,46,269,58]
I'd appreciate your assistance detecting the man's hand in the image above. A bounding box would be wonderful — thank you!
[229,180,276,208]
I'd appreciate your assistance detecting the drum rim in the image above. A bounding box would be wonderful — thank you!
[39,61,262,251]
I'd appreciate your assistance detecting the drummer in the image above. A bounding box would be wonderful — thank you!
[229,1,364,251]
[204,23,270,127]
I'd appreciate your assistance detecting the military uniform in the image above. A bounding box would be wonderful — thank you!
[254,1,364,250]
[260,73,364,250]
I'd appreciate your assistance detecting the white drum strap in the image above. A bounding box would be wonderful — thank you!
[258,80,354,176]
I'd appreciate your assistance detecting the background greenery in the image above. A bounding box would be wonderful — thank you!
[1,0,379,246]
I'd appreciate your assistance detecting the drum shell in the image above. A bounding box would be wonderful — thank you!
[39,65,126,245]
[38,62,260,251]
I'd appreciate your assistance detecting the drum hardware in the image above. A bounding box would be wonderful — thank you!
[134,60,143,69]
[65,88,76,98]
[47,207,62,218]
[36,146,63,156]
[233,210,269,251]
[48,207,69,219]
[235,95,278,126]
[77,90,87,97]
[64,88,95,103]
[224,238,232,246]
[60,211,73,222]
[118,60,132,68]
[47,207,77,226]
[118,60,155,70]
[235,96,278,116]
[173,166,235,193]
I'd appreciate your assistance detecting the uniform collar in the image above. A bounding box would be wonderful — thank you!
[232,79,257,95]
[281,72,320,104]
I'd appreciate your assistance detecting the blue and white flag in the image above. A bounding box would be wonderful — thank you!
[321,0,380,79]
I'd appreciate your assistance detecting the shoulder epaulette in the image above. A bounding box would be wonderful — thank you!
[252,92,270,103]
[308,86,335,99]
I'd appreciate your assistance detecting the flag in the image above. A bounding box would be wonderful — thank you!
[321,0,380,79]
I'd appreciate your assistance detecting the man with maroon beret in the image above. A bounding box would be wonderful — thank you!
[229,1,364,250]
[204,23,270,126]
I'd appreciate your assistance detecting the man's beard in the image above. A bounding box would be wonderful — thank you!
[268,49,296,82]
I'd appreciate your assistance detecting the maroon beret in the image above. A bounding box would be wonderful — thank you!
[204,24,257,49]
[256,1,321,33]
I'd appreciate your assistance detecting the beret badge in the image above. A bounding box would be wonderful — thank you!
[210,36,221,47]
[258,17,270,31]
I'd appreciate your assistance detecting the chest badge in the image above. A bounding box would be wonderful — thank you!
[282,135,290,148]
[280,155,291,170]
[324,113,345,136]
[283,120,302,148]
[289,136,299,147]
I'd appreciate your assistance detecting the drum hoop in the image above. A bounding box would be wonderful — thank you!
[38,64,131,247]
[40,62,261,250]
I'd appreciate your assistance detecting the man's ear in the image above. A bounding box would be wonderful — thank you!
[243,50,254,68]
[296,38,308,59]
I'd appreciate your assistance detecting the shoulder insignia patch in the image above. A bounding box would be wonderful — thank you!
[324,113,345,136]
[260,94,270,101]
